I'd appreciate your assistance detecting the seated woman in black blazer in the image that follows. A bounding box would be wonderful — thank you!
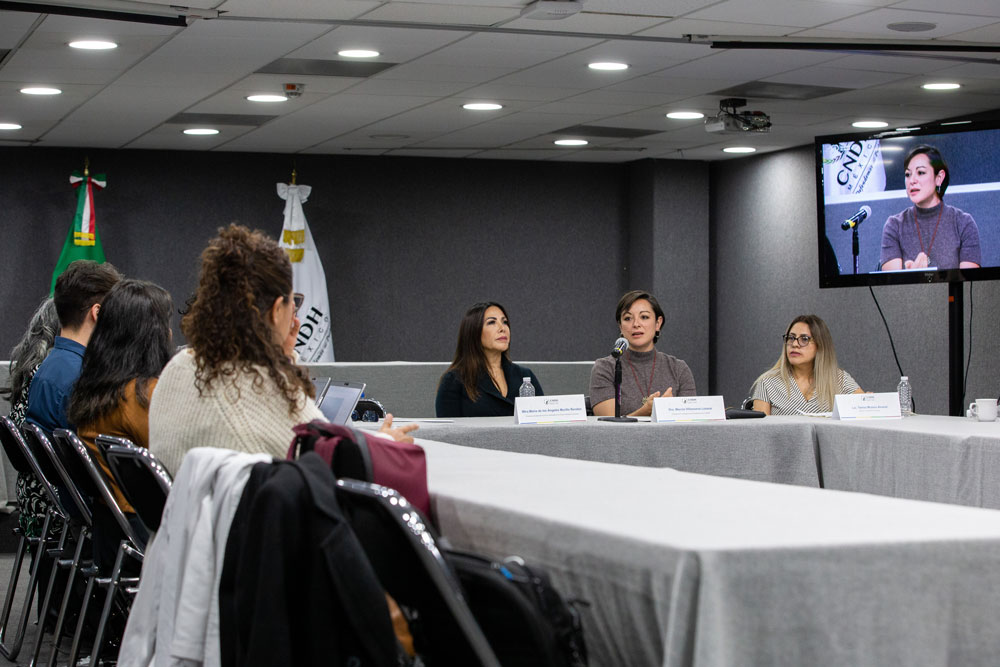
[435,302,543,418]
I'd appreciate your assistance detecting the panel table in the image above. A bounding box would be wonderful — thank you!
[422,438,1000,667]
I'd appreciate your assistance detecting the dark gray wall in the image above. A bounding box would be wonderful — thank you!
[711,145,1000,415]
[1,147,638,363]
[627,160,710,392]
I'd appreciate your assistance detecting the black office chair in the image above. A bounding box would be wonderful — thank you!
[334,478,500,667]
[21,423,95,667]
[103,441,172,534]
[0,417,67,661]
[52,429,146,667]
[94,432,137,460]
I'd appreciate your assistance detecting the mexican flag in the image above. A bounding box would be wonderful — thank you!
[277,182,335,362]
[50,170,107,295]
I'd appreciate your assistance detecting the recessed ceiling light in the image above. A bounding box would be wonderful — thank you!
[246,94,288,102]
[666,111,704,120]
[588,62,628,71]
[922,82,961,91]
[879,145,904,152]
[338,49,379,58]
[0,123,22,130]
[20,87,62,95]
[852,120,889,128]
[887,21,936,32]
[894,127,921,132]
[941,120,971,126]
[183,128,219,135]
[463,103,503,111]
[69,40,117,50]
[723,146,756,154]
[554,139,588,146]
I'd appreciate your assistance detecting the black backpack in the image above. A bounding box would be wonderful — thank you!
[446,549,588,667]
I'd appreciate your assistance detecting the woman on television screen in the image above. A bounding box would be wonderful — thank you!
[749,314,863,416]
[589,290,696,418]
[436,301,543,417]
[879,144,981,271]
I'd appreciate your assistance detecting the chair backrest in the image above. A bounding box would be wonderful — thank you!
[0,416,34,475]
[51,429,144,549]
[104,444,172,533]
[334,478,500,667]
[95,433,138,461]
[0,416,70,522]
[21,422,92,526]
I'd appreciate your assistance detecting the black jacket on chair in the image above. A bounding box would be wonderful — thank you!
[435,358,544,418]
[219,453,400,667]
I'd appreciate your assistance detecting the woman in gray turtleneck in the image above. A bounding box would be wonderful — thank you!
[589,290,696,418]
[880,144,980,271]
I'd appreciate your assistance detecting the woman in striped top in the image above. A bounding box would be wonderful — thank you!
[750,314,863,416]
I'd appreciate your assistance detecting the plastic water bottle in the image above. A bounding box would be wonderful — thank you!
[897,376,913,416]
[518,377,535,398]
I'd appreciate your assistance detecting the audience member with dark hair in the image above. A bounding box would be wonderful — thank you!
[436,301,543,418]
[26,259,121,432]
[68,279,174,566]
[589,290,696,417]
[150,224,415,474]
[4,297,60,538]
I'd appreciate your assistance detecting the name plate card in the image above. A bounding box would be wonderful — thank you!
[651,396,726,422]
[832,392,902,420]
[514,394,588,425]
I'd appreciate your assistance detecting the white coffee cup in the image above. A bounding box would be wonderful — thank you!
[968,398,998,422]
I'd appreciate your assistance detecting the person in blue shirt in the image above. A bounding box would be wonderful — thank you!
[26,260,122,432]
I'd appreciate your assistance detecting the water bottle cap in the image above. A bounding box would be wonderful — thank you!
[900,376,908,381]
[523,377,531,381]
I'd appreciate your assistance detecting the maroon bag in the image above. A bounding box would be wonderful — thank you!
[289,420,431,519]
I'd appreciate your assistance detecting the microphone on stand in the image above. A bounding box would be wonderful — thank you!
[599,337,638,423]
[612,337,629,358]
[842,205,872,275]
[841,205,872,230]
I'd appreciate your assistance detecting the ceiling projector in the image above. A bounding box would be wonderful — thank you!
[520,0,584,20]
[704,98,771,134]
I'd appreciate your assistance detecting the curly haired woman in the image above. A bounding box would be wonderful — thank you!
[149,224,415,475]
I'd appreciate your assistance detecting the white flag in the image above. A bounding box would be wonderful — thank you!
[277,182,335,361]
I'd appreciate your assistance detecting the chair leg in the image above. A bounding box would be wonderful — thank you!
[0,532,28,635]
[90,540,140,666]
[28,523,73,667]
[0,512,53,660]
[46,527,89,667]
[67,566,99,667]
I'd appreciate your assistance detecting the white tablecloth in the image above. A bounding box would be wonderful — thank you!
[383,415,1000,508]
[421,438,1000,667]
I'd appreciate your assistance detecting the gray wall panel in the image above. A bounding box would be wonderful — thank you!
[711,146,1000,415]
[0,147,629,363]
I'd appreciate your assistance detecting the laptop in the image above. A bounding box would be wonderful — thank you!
[314,379,366,425]
[311,377,331,406]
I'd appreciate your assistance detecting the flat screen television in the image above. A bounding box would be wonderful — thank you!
[816,119,1000,288]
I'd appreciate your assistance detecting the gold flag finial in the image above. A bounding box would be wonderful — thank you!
[84,156,90,177]
[291,166,297,185]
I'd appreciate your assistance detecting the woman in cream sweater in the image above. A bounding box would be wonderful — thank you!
[150,224,415,475]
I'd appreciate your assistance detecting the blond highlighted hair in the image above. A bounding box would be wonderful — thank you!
[753,314,841,411]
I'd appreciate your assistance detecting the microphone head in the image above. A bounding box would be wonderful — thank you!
[860,205,871,219]
[612,337,629,358]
